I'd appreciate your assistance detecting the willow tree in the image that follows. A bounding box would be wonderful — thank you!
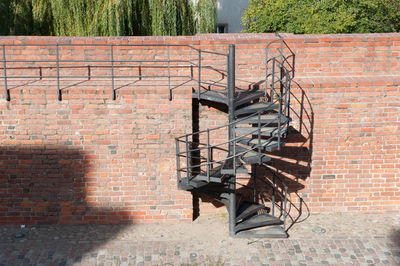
[195,0,217,34]
[149,0,195,36]
[0,0,217,36]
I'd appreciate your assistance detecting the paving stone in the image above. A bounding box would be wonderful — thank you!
[0,213,399,265]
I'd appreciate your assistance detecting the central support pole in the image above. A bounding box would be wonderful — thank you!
[227,44,236,237]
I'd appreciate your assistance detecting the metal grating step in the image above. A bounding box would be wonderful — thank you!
[240,150,271,164]
[193,89,265,107]
[234,225,288,238]
[193,89,228,104]
[221,159,248,175]
[178,178,208,191]
[235,102,279,116]
[234,90,265,106]
[234,145,272,164]
[237,138,283,153]
[193,165,227,183]
[235,213,283,233]
[236,201,269,223]
[235,126,283,137]
[235,113,289,125]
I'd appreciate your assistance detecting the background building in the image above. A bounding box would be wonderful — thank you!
[216,0,250,33]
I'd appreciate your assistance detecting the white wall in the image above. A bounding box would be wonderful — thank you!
[216,0,249,33]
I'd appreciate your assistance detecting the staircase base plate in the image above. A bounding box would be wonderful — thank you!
[234,225,288,238]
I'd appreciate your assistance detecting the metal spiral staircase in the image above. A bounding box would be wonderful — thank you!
[175,37,295,238]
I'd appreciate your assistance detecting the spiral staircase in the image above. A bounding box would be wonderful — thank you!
[175,37,294,238]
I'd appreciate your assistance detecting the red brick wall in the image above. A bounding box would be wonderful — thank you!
[0,33,399,225]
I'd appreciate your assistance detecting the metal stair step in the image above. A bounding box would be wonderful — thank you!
[234,145,272,164]
[234,90,265,106]
[193,89,264,107]
[235,213,283,233]
[235,113,289,125]
[221,159,248,175]
[178,178,208,190]
[239,150,271,164]
[234,225,288,238]
[236,201,269,222]
[235,126,283,137]
[193,165,226,183]
[237,138,283,152]
[193,89,228,104]
[235,102,279,116]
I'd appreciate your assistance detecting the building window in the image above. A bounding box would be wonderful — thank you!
[216,24,228,33]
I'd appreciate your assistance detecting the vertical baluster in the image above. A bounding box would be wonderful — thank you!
[270,59,275,102]
[258,112,261,164]
[168,45,171,100]
[272,174,276,217]
[265,47,268,97]
[233,128,236,176]
[185,135,190,182]
[198,50,201,99]
[284,186,288,230]
[2,44,9,101]
[176,138,181,185]
[206,129,210,182]
[56,44,61,101]
[111,45,115,100]
[280,38,284,69]
[252,165,257,203]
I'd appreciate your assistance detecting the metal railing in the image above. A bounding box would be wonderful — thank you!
[176,37,293,184]
[0,43,228,101]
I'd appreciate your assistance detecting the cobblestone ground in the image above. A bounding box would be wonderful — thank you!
[0,213,399,265]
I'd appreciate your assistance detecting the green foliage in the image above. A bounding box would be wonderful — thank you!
[195,0,217,34]
[0,0,13,35]
[0,0,216,36]
[242,0,400,34]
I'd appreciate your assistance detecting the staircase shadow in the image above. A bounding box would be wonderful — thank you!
[0,146,132,261]
[236,81,314,233]
[191,82,314,233]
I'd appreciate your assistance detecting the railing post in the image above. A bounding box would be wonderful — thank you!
[252,164,257,203]
[284,186,288,230]
[270,59,275,102]
[206,129,210,182]
[168,45,171,101]
[198,49,201,99]
[227,44,236,237]
[285,71,291,119]
[176,139,181,185]
[257,112,261,164]
[280,38,284,68]
[280,65,284,114]
[111,44,115,100]
[185,135,190,183]
[56,44,61,101]
[272,174,276,216]
[265,47,268,97]
[2,44,9,101]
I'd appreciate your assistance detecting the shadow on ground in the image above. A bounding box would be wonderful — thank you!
[0,146,132,264]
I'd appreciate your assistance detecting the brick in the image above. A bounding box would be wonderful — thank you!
[0,34,399,225]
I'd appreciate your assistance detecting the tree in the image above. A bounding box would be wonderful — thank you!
[242,0,400,34]
[0,0,216,36]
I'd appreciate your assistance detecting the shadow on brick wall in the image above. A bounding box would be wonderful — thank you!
[191,82,314,230]
[236,82,314,230]
[0,146,132,225]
